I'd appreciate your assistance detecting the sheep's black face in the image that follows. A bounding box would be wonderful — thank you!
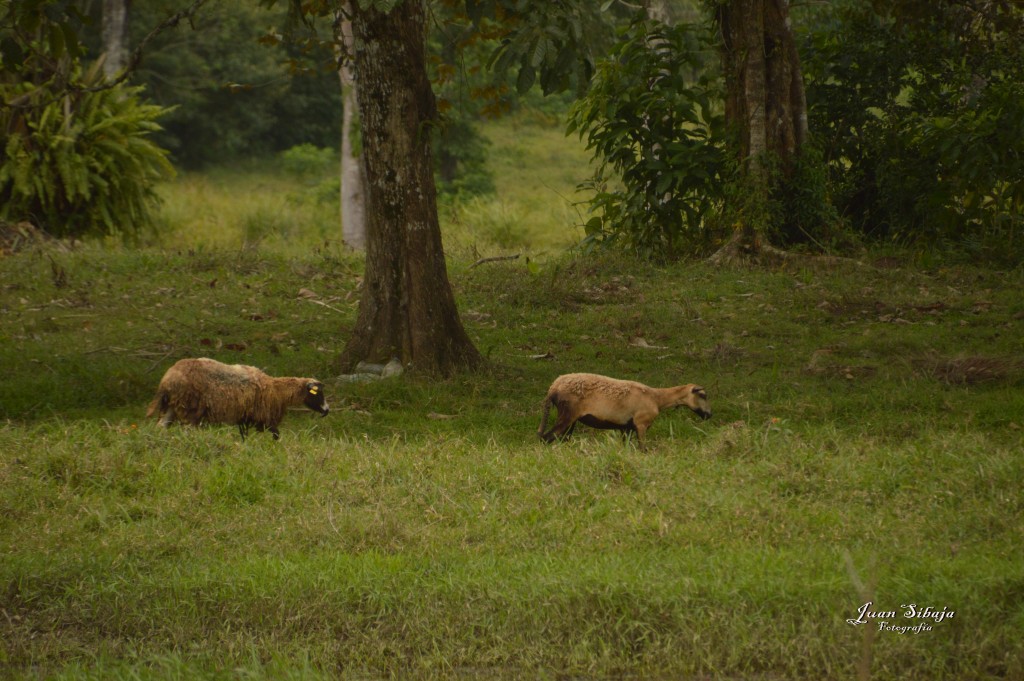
[684,386,712,421]
[304,381,330,416]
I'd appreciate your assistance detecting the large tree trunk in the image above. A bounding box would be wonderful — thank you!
[336,4,366,250]
[102,0,129,81]
[709,0,809,264]
[720,0,807,170]
[340,1,481,375]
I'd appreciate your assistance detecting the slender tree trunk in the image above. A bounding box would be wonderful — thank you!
[337,4,366,250]
[102,0,129,81]
[709,0,809,264]
[340,0,481,375]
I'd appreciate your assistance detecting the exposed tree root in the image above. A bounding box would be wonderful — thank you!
[706,228,864,268]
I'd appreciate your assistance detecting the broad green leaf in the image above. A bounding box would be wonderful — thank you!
[516,65,535,94]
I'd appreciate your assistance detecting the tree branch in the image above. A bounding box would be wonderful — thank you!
[82,0,214,92]
[469,253,521,268]
[2,0,212,110]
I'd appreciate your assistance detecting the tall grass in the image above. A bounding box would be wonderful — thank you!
[151,116,591,259]
[151,161,343,256]
[438,117,592,257]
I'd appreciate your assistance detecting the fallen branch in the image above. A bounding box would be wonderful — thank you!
[304,298,348,315]
[469,254,520,269]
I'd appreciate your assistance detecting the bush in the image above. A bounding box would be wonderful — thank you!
[567,19,729,259]
[433,117,495,197]
[800,1,1024,261]
[120,1,342,168]
[279,144,336,179]
[0,65,174,238]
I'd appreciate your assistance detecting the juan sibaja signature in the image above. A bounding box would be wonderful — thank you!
[847,601,955,634]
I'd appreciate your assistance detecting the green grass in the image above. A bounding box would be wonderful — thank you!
[147,117,592,259]
[1,118,1023,679]
[148,158,344,256]
[438,117,593,256]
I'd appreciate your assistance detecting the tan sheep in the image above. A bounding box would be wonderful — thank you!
[147,357,329,440]
[538,372,710,446]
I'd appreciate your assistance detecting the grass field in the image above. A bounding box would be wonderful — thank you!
[144,117,592,259]
[1,117,1023,679]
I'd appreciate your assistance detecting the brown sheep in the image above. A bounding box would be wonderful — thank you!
[538,372,710,446]
[147,358,329,440]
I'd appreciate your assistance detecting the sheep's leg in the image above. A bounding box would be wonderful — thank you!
[237,423,248,441]
[632,411,657,449]
[539,396,569,443]
[253,423,280,441]
[541,417,569,442]
[549,408,577,441]
[542,415,574,442]
[541,397,577,443]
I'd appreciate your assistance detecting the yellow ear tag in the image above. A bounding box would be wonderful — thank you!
[309,387,319,395]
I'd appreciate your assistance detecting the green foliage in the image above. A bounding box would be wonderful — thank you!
[118,1,342,168]
[470,0,612,97]
[567,19,729,258]
[0,0,173,237]
[765,142,849,251]
[0,66,174,237]
[438,116,592,255]
[0,1,89,76]
[279,143,336,178]
[257,0,612,199]
[356,0,404,10]
[433,117,496,196]
[427,4,500,197]
[800,1,1024,261]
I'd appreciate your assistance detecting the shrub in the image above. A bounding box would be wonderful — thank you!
[0,64,174,238]
[800,1,1024,261]
[279,143,337,179]
[567,19,729,258]
[433,117,495,197]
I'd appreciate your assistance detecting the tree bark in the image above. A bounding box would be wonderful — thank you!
[336,4,366,250]
[102,0,129,81]
[718,0,806,173]
[340,0,481,375]
[709,0,809,264]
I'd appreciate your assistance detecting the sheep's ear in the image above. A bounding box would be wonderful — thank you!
[307,382,320,395]
[691,386,706,395]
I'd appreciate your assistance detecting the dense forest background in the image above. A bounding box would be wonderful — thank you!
[2,0,1022,263]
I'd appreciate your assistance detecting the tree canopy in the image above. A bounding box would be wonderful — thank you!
[569,0,1024,262]
[3,0,1022,262]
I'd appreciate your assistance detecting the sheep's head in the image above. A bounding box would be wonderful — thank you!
[673,384,711,420]
[303,381,330,416]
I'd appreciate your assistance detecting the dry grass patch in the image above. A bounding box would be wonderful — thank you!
[917,355,1023,385]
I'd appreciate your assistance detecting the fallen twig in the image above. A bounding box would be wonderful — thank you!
[304,298,348,315]
[470,254,520,269]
